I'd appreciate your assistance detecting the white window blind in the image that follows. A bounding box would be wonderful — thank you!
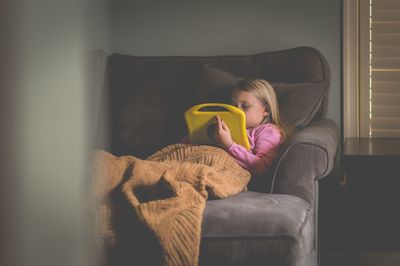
[360,0,400,137]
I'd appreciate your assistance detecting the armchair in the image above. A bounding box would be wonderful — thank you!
[94,47,339,266]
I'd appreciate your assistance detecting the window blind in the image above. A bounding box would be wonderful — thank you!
[361,0,400,137]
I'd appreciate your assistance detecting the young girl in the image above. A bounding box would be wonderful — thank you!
[210,79,287,177]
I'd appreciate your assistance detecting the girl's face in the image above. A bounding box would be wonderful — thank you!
[231,89,269,129]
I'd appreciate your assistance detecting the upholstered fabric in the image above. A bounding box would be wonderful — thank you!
[195,64,241,103]
[202,192,310,238]
[195,64,330,129]
[200,192,313,266]
[106,58,202,158]
[93,47,339,266]
[272,82,330,129]
[104,47,330,158]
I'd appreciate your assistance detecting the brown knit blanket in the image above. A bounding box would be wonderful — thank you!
[91,144,251,266]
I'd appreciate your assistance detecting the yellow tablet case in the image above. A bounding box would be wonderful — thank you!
[184,103,250,150]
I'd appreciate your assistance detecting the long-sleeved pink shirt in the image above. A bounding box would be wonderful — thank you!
[181,123,282,177]
[226,123,281,177]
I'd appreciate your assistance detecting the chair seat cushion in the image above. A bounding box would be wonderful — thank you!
[200,191,315,266]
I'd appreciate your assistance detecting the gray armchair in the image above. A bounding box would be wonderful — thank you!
[94,47,339,266]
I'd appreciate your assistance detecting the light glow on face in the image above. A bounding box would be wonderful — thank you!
[231,89,268,129]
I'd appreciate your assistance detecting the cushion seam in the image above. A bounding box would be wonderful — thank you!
[300,84,329,129]
[270,142,329,193]
[201,235,298,242]
[298,207,312,238]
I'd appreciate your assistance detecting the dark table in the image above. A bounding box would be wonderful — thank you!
[343,138,400,255]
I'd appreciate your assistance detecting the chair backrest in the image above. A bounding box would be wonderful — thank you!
[98,47,331,158]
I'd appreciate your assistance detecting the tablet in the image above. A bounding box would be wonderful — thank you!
[184,103,250,150]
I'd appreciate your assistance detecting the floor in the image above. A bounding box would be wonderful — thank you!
[322,250,400,266]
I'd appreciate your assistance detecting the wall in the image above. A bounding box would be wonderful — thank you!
[86,0,113,54]
[111,0,341,128]
[0,0,111,265]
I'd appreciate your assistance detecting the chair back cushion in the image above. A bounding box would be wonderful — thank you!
[103,47,330,157]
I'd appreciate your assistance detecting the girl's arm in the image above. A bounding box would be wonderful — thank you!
[226,124,281,176]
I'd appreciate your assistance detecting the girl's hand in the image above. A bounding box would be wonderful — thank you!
[213,116,233,149]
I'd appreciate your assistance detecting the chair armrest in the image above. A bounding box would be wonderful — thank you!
[270,119,339,205]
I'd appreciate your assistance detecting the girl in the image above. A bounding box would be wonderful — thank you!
[211,79,288,177]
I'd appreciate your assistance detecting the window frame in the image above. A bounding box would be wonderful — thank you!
[345,0,400,138]
[343,0,361,138]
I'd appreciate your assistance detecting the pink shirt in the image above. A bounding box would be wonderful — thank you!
[181,123,282,177]
[226,123,281,177]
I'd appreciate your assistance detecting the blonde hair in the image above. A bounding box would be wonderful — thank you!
[234,79,290,142]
